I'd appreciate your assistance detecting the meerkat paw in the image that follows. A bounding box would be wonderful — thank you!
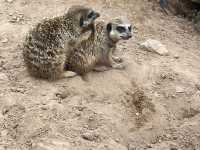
[111,63,126,70]
[112,56,123,63]
[63,71,77,78]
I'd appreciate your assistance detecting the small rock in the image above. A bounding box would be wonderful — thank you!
[16,17,20,22]
[9,13,25,23]
[174,54,179,59]
[77,106,85,111]
[10,87,26,93]
[1,38,8,43]
[0,73,8,81]
[1,130,8,137]
[5,0,14,3]
[2,106,9,115]
[195,83,200,91]
[9,20,15,23]
[160,73,167,79]
[40,105,48,110]
[136,112,140,116]
[176,86,184,93]
[115,138,120,143]
[165,134,171,138]
[171,94,176,98]
[140,39,169,56]
[55,91,69,99]
[81,131,99,141]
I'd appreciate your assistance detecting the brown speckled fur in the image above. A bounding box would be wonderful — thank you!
[23,5,97,80]
[65,18,132,75]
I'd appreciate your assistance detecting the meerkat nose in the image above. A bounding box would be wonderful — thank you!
[128,34,132,38]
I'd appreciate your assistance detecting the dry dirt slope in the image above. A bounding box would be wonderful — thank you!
[0,0,200,150]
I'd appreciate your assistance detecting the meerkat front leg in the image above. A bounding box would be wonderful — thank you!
[108,48,125,70]
[94,48,125,71]
[109,45,123,63]
[93,48,124,72]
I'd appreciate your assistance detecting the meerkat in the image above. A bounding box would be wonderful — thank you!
[23,5,100,80]
[64,18,132,75]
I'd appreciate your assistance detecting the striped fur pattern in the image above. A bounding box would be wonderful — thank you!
[23,5,99,80]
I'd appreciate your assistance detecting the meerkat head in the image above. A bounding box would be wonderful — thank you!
[106,18,132,42]
[67,5,100,30]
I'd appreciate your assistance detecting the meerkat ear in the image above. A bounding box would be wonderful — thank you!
[80,16,84,27]
[106,23,112,32]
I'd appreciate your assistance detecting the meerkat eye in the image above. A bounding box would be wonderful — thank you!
[88,11,94,19]
[116,26,126,33]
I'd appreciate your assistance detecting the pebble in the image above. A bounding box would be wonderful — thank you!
[0,73,8,81]
[5,0,14,3]
[9,13,24,23]
[136,112,140,116]
[1,38,8,43]
[81,131,99,141]
[55,91,69,99]
[140,39,169,56]
[176,86,184,93]
[174,54,179,59]
[160,73,167,79]
[1,130,8,137]
[115,138,120,142]
[195,83,200,91]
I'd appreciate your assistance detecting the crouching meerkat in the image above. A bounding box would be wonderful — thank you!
[65,18,132,75]
[23,5,100,80]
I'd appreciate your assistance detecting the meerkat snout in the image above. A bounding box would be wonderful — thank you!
[107,18,132,42]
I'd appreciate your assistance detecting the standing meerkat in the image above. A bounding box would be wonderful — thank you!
[65,18,132,75]
[23,5,100,80]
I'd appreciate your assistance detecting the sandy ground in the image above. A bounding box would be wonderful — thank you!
[0,0,200,150]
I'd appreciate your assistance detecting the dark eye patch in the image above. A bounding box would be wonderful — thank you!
[88,11,94,19]
[128,26,132,31]
[116,26,126,33]
[80,16,84,27]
